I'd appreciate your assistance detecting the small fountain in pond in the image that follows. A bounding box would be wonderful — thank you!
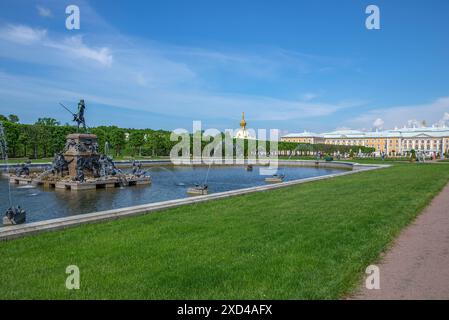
[7,100,151,191]
[3,207,26,225]
[187,184,208,195]
[1,121,27,225]
[263,143,303,184]
[264,174,285,183]
[187,164,210,196]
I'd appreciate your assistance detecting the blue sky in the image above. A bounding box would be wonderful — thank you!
[0,0,448,133]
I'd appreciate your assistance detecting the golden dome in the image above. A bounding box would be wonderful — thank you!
[239,112,247,128]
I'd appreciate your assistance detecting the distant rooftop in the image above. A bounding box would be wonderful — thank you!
[282,126,449,139]
[282,131,323,138]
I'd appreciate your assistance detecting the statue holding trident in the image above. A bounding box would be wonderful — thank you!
[75,99,86,131]
[59,99,88,132]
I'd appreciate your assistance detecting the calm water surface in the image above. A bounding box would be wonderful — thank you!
[0,165,345,225]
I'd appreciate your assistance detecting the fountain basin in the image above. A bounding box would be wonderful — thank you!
[0,161,366,226]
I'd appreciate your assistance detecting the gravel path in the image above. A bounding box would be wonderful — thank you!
[353,182,449,299]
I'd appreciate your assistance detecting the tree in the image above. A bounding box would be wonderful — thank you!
[144,130,158,156]
[35,118,60,126]
[8,114,19,123]
[0,114,7,122]
[17,125,32,158]
[410,149,417,162]
[128,130,145,156]
[3,122,20,157]
[91,127,107,154]
[110,127,126,157]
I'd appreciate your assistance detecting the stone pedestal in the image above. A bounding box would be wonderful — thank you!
[64,133,99,179]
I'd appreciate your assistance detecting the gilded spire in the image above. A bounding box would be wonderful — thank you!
[240,112,247,128]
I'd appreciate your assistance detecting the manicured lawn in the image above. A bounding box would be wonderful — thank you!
[0,158,53,164]
[280,156,412,164]
[0,163,448,299]
[339,158,410,165]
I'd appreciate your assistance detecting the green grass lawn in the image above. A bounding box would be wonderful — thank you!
[279,156,412,164]
[0,157,53,164]
[0,163,448,299]
[339,158,410,165]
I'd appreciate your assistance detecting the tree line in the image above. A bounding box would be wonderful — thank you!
[0,115,176,159]
[0,114,374,159]
[277,141,375,155]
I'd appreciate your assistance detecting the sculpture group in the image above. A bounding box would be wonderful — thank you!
[9,100,151,191]
[2,100,151,225]
[15,161,31,177]
[74,154,121,182]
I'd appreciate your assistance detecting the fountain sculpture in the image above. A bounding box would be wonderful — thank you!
[8,100,151,191]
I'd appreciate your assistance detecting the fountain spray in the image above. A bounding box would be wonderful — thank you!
[0,122,12,207]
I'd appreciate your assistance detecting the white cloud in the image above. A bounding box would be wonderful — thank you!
[0,24,47,44]
[407,119,420,128]
[347,97,449,129]
[435,112,449,127]
[37,5,52,18]
[372,118,384,129]
[0,24,113,67]
[47,35,113,67]
[0,21,358,128]
[0,70,356,128]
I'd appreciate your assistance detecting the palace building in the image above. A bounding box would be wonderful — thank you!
[281,126,449,156]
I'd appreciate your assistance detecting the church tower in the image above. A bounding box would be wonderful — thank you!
[235,112,255,139]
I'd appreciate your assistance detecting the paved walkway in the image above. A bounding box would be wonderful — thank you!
[354,182,449,299]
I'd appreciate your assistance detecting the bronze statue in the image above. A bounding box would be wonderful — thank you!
[51,152,72,176]
[59,99,87,132]
[64,138,76,151]
[15,161,31,176]
[75,157,86,182]
[3,206,26,225]
[74,99,86,131]
[74,156,104,181]
[132,160,146,177]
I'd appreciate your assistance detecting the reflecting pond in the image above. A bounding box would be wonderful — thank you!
[0,165,346,225]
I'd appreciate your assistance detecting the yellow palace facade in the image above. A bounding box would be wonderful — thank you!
[281,127,449,156]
